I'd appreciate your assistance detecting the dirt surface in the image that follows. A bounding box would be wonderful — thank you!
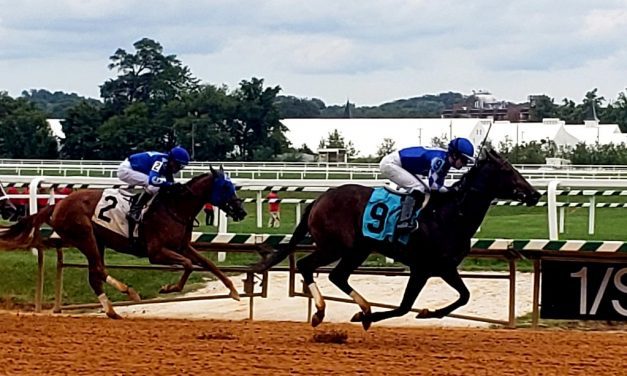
[0,313,625,375]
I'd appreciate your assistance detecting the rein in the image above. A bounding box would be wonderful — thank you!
[158,181,205,225]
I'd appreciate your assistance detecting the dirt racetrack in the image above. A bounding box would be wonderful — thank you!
[0,313,625,375]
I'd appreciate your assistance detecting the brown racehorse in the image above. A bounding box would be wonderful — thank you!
[253,149,541,329]
[0,167,247,319]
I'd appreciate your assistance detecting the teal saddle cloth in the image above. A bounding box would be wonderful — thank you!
[361,187,420,245]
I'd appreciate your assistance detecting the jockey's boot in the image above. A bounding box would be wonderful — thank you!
[127,191,152,243]
[396,190,425,235]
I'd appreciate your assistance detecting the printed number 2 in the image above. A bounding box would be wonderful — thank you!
[367,203,389,234]
[97,196,118,223]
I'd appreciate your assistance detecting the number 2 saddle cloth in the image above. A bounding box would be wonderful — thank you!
[361,187,421,245]
[92,189,154,239]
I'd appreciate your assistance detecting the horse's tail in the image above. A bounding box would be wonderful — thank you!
[0,205,55,250]
[252,202,314,272]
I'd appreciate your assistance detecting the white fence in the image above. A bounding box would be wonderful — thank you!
[4,159,627,180]
[2,175,627,242]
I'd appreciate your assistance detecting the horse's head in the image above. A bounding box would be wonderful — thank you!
[458,149,540,206]
[207,166,247,221]
[0,184,16,220]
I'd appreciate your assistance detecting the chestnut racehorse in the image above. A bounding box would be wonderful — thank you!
[0,167,246,319]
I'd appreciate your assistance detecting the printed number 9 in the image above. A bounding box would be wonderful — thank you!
[367,203,388,234]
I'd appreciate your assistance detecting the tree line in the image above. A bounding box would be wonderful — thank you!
[2,37,627,162]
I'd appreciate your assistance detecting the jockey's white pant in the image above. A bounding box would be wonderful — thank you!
[117,160,160,194]
[379,152,426,193]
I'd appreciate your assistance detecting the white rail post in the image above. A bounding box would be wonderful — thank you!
[256,190,263,228]
[588,196,596,235]
[295,203,301,223]
[28,177,45,312]
[217,209,228,262]
[559,207,565,233]
[547,180,560,240]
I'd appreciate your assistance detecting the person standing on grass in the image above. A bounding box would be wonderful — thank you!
[267,190,281,228]
[204,203,215,226]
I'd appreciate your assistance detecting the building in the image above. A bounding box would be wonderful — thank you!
[281,118,627,158]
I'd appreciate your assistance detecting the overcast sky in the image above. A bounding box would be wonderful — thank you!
[1,0,627,106]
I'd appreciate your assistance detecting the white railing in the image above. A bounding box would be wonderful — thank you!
[2,176,627,242]
[5,161,627,180]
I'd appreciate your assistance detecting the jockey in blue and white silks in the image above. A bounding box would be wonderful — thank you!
[117,146,190,224]
[379,138,475,232]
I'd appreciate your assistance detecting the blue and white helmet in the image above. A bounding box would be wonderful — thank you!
[448,138,475,163]
[169,146,190,166]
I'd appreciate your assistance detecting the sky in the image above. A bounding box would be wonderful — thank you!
[2,0,627,106]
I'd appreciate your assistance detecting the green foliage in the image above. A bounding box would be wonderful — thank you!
[21,89,102,118]
[60,101,103,159]
[0,92,59,158]
[318,129,358,157]
[376,138,396,158]
[100,38,199,116]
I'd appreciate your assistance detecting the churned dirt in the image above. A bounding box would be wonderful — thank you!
[0,312,625,375]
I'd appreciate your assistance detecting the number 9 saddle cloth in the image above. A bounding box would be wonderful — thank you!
[361,187,420,245]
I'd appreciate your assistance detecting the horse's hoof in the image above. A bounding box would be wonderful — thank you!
[106,311,123,320]
[362,319,372,331]
[351,311,364,322]
[311,311,325,327]
[159,284,179,294]
[230,289,241,301]
[127,287,141,302]
[415,308,431,319]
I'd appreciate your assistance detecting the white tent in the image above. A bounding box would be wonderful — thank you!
[282,118,486,157]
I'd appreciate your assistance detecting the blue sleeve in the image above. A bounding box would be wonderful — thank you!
[429,157,446,189]
[147,160,172,187]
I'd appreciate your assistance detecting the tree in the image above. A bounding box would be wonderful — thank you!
[231,77,288,160]
[318,129,358,157]
[97,102,167,159]
[100,38,198,116]
[61,101,103,159]
[22,89,102,118]
[529,95,557,121]
[376,138,396,158]
[0,92,58,158]
[582,88,604,120]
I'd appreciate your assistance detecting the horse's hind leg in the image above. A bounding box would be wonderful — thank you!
[62,229,138,319]
[296,249,341,327]
[328,251,373,328]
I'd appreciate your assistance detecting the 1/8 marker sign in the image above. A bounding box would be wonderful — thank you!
[541,260,627,321]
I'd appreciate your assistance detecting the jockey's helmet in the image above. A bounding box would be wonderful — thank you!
[448,138,475,163]
[169,146,190,166]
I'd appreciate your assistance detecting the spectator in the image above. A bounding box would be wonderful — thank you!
[267,190,281,228]
[203,203,215,226]
[37,187,49,209]
[55,186,73,202]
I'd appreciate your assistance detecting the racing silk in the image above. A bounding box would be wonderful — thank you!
[128,152,174,187]
[398,146,450,190]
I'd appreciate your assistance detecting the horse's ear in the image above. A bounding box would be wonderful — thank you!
[219,165,224,174]
[209,165,216,175]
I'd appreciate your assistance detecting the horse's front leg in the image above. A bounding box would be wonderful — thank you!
[147,246,194,294]
[416,268,470,319]
[183,243,240,301]
[352,271,428,329]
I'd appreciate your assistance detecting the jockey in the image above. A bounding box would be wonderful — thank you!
[379,137,475,232]
[117,146,190,227]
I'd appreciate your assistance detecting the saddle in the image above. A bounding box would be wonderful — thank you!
[361,187,422,245]
[92,189,155,242]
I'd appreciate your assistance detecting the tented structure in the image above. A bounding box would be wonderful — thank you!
[281,118,627,157]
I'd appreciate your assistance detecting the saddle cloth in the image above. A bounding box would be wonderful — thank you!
[361,187,419,245]
[92,189,153,238]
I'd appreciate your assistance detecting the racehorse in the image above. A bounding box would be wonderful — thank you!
[253,149,540,329]
[0,181,17,220]
[0,166,247,319]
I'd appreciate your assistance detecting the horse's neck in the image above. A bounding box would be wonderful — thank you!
[157,195,203,221]
[456,190,495,238]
